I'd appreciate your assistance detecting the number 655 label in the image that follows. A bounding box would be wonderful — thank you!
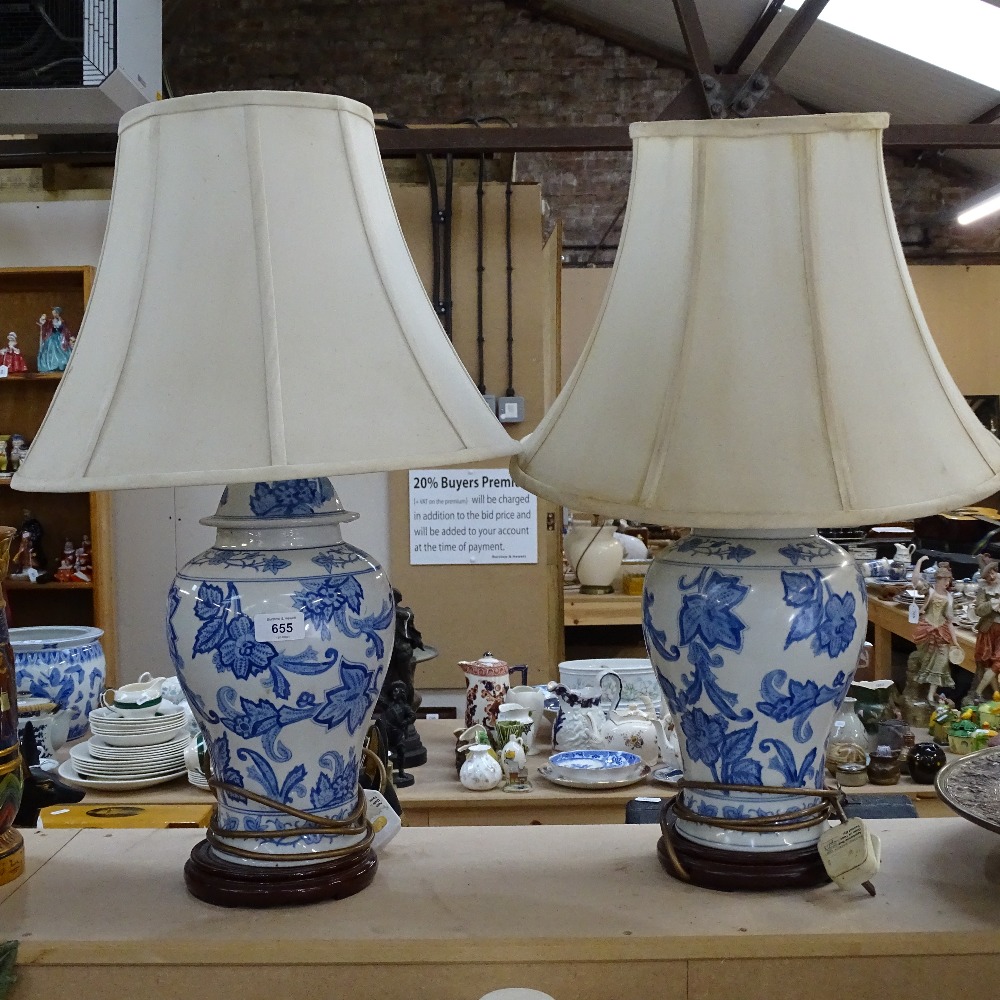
[254,612,305,642]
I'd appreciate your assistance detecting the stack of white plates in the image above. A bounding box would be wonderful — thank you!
[87,705,188,746]
[58,705,190,791]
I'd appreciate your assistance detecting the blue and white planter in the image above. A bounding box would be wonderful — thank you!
[168,478,394,864]
[12,625,106,741]
[643,530,865,852]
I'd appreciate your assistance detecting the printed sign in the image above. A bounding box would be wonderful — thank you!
[409,468,538,565]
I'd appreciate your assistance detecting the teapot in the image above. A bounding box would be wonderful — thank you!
[583,697,675,767]
[548,680,616,751]
[458,653,528,729]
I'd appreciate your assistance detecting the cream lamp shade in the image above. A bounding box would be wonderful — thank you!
[13,90,516,493]
[511,113,1000,529]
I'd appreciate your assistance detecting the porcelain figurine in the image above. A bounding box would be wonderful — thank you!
[0,437,9,474]
[972,557,1000,699]
[36,308,73,373]
[495,718,531,792]
[9,435,27,472]
[459,741,503,790]
[0,333,26,374]
[907,558,957,705]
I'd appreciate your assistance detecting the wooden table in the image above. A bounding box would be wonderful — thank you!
[4,819,999,1000]
[866,594,977,680]
[50,717,954,825]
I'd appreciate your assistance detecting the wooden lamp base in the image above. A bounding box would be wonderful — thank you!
[183,839,378,908]
[657,799,829,892]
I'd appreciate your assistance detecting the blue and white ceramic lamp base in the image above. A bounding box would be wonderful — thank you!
[644,530,865,854]
[168,478,394,888]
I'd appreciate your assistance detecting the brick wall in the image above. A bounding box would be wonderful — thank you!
[163,0,1000,262]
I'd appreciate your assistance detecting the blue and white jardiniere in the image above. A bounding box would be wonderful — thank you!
[12,625,106,741]
[168,478,394,865]
[644,530,865,852]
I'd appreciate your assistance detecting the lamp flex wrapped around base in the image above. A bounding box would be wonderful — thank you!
[169,478,393,907]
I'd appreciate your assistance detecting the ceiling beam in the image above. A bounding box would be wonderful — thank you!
[3,123,1000,168]
[722,0,786,75]
[670,0,724,118]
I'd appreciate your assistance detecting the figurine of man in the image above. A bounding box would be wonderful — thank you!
[974,557,1000,697]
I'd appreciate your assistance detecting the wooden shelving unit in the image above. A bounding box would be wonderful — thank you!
[0,266,116,682]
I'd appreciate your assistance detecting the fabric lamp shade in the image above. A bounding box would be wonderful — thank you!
[13,91,516,493]
[511,113,1000,529]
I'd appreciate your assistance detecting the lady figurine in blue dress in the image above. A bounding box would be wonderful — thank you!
[36,307,73,373]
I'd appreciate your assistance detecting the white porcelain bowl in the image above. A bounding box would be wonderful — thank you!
[548,749,642,783]
[558,658,662,714]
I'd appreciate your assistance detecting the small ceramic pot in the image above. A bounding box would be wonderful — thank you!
[867,748,901,785]
[907,742,946,784]
[459,742,503,790]
[836,762,868,786]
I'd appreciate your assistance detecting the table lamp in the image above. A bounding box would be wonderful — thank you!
[511,113,1000,890]
[12,91,517,907]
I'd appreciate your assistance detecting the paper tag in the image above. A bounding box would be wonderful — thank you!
[253,611,305,642]
[25,567,39,583]
[364,788,402,852]
[908,601,920,624]
[818,817,880,890]
[0,365,8,379]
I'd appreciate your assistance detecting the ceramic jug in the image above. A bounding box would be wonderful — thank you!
[102,671,167,719]
[893,542,916,565]
[548,681,607,751]
[582,697,673,766]
[504,685,547,754]
[458,653,528,729]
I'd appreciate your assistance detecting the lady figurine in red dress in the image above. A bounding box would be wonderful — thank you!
[0,333,27,374]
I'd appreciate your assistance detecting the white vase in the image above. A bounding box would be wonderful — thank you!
[571,523,624,594]
[644,530,864,853]
[828,697,870,750]
[168,478,394,876]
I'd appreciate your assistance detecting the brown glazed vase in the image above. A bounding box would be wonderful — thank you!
[0,526,24,884]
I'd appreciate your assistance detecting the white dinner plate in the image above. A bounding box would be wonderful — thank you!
[86,734,189,760]
[57,759,187,791]
[88,725,188,748]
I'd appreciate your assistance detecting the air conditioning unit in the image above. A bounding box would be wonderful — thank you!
[0,0,161,133]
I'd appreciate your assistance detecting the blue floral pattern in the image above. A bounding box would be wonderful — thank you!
[756,668,853,743]
[782,569,858,658]
[778,540,833,565]
[644,533,864,838]
[189,549,292,575]
[249,479,334,518]
[173,481,394,845]
[676,536,755,562]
